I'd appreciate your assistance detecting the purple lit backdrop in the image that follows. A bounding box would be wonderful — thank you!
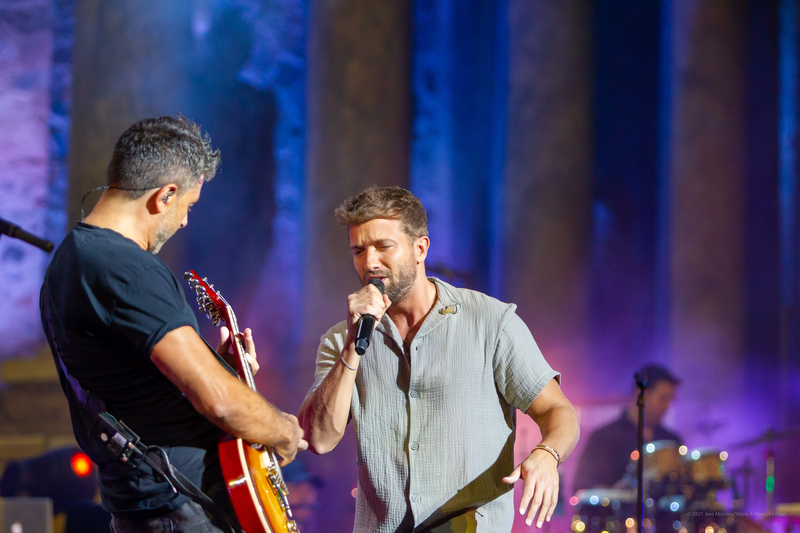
[0,1,797,532]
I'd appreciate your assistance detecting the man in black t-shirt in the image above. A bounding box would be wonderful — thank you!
[573,364,682,492]
[40,116,307,532]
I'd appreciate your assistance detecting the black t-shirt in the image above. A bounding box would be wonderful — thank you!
[40,223,229,518]
[572,411,682,492]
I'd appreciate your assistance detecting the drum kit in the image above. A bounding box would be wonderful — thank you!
[571,427,799,533]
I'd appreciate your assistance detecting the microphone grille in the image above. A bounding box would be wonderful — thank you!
[367,278,385,295]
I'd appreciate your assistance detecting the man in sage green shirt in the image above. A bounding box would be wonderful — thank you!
[299,186,580,533]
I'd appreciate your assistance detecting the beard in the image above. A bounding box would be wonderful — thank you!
[149,208,179,254]
[363,253,418,304]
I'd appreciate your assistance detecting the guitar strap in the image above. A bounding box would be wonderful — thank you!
[41,288,244,533]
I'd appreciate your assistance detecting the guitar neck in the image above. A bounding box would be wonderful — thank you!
[221,304,257,392]
[185,270,295,533]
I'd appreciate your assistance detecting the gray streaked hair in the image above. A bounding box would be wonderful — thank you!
[106,115,220,198]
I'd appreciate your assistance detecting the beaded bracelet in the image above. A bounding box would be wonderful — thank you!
[534,444,561,464]
[340,357,358,371]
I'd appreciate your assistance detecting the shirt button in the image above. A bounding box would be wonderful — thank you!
[410,390,419,399]
[411,495,419,502]
[411,442,419,451]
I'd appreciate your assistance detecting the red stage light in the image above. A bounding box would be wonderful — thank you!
[70,452,92,477]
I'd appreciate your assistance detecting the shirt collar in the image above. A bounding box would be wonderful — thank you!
[376,277,457,346]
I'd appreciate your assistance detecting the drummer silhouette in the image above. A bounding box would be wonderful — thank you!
[573,364,682,492]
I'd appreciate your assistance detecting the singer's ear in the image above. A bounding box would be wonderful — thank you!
[414,236,430,263]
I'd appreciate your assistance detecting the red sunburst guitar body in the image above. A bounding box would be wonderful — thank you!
[185,270,298,533]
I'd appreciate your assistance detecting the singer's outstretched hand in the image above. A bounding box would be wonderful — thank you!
[502,448,559,528]
[502,378,579,528]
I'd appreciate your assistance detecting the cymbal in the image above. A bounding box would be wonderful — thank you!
[731,426,800,448]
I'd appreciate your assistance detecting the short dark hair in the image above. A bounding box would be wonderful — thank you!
[106,115,220,198]
[334,186,428,240]
[636,364,680,389]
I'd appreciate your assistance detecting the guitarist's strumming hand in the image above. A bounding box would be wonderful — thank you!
[217,326,259,374]
[217,326,308,464]
[275,413,308,467]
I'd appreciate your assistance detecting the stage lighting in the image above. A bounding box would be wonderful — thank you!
[0,447,97,514]
[70,452,92,478]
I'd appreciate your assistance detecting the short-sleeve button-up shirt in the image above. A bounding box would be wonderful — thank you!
[308,278,559,532]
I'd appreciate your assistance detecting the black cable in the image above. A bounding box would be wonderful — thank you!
[144,446,178,494]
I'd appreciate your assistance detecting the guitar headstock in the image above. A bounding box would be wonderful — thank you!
[184,270,227,326]
[184,270,252,386]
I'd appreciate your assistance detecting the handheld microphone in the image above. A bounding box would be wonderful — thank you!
[354,279,385,355]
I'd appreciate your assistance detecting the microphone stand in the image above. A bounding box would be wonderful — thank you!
[0,217,54,252]
[634,372,649,533]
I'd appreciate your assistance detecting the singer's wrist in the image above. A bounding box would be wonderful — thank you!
[340,343,361,372]
[532,444,561,465]
[340,356,357,371]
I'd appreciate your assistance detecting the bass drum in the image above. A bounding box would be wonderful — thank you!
[642,440,684,499]
[683,447,727,489]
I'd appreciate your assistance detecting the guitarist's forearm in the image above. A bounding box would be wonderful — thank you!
[298,345,360,454]
[152,326,304,451]
[207,378,303,448]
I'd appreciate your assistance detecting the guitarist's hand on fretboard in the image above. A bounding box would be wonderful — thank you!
[217,326,260,374]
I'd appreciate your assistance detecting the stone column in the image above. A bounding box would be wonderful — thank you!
[0,0,55,357]
[661,0,748,439]
[69,0,193,265]
[504,0,594,398]
[304,1,412,529]
[305,0,412,343]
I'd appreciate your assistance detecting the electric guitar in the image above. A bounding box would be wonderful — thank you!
[184,270,299,533]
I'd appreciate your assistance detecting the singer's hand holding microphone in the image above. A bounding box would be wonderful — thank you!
[347,279,390,356]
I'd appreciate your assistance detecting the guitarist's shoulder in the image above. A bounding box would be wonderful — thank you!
[75,242,175,296]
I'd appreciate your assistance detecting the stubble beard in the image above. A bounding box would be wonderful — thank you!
[365,254,418,304]
[150,209,179,254]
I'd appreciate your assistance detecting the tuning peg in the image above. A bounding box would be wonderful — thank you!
[183,272,192,279]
